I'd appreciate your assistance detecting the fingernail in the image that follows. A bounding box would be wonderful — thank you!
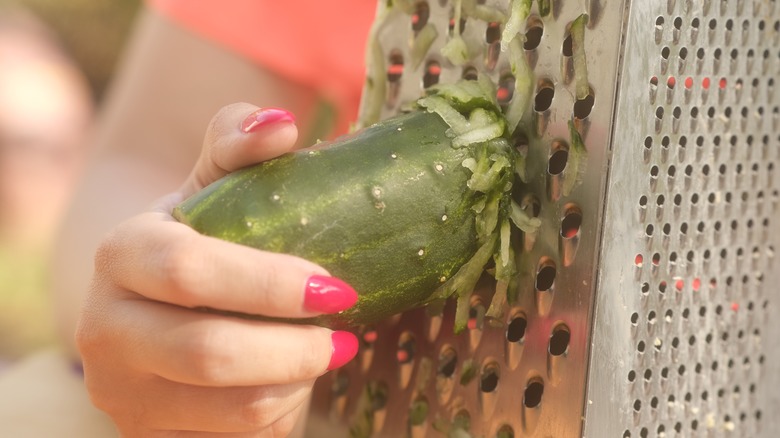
[304,275,358,314]
[328,331,358,370]
[241,108,295,133]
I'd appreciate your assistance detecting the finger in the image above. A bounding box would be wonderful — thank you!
[97,211,357,318]
[110,376,313,434]
[181,103,299,197]
[105,297,357,387]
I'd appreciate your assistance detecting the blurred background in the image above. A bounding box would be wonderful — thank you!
[0,0,141,364]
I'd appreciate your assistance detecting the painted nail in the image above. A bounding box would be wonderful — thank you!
[304,275,358,314]
[240,108,295,133]
[328,331,359,370]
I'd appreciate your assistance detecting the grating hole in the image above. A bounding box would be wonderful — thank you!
[387,51,404,83]
[480,362,500,393]
[423,61,441,88]
[411,1,430,32]
[574,92,595,119]
[548,147,568,175]
[397,332,416,364]
[524,380,544,408]
[496,425,514,438]
[524,22,544,50]
[468,301,486,331]
[535,83,555,112]
[535,260,556,291]
[486,21,501,43]
[561,206,582,238]
[549,325,571,356]
[462,65,479,80]
[438,347,457,378]
[408,397,429,427]
[506,314,527,343]
[331,370,350,397]
[371,382,389,411]
[562,33,573,57]
[497,74,515,107]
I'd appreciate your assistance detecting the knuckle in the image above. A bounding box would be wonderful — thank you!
[282,328,329,381]
[268,411,299,438]
[181,327,235,384]
[237,391,276,429]
[158,237,203,306]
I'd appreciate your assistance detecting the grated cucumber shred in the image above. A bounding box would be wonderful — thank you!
[440,35,471,65]
[510,200,542,234]
[418,95,470,135]
[571,14,590,100]
[453,123,504,148]
[463,0,507,23]
[537,0,552,17]
[504,37,534,134]
[410,24,439,70]
[500,0,532,52]
[430,232,498,333]
[563,120,588,196]
[467,155,511,192]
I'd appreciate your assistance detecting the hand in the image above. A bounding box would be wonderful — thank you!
[76,104,359,436]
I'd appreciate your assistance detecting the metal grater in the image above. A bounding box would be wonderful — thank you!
[305,1,780,436]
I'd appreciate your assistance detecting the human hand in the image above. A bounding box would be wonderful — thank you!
[76,103,359,436]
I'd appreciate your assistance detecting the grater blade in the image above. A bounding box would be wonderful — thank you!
[306,1,780,437]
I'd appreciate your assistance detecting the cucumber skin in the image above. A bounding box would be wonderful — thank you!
[173,111,483,327]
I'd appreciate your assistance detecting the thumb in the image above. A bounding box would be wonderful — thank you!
[180,102,299,197]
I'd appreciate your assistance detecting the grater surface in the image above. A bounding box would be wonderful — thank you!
[585,0,780,437]
[306,0,780,437]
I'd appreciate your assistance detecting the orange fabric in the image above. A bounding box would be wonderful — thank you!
[147,0,376,135]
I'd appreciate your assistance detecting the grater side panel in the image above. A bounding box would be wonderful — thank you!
[584,0,780,437]
[308,0,627,436]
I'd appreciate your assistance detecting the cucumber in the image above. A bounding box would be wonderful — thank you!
[173,80,540,332]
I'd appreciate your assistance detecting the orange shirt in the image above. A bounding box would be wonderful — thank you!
[147,0,376,135]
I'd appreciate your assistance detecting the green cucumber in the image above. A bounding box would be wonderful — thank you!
[173,81,539,332]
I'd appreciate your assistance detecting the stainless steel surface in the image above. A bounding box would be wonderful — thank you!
[306,0,780,436]
[585,0,780,437]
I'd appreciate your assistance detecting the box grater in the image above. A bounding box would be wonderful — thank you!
[306,0,780,436]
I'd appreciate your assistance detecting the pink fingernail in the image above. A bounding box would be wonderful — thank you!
[240,108,295,133]
[304,275,358,314]
[327,331,358,370]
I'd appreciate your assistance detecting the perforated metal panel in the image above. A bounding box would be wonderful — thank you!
[585,0,780,437]
[305,0,780,437]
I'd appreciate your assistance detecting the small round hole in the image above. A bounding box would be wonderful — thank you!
[574,92,595,119]
[524,380,544,408]
[438,347,458,378]
[480,363,500,392]
[548,148,568,175]
[506,314,527,343]
[497,74,515,106]
[423,61,441,88]
[397,332,416,364]
[387,51,404,83]
[549,325,571,356]
[535,84,555,112]
[524,23,544,50]
[561,206,583,238]
[412,2,430,32]
[535,261,557,291]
